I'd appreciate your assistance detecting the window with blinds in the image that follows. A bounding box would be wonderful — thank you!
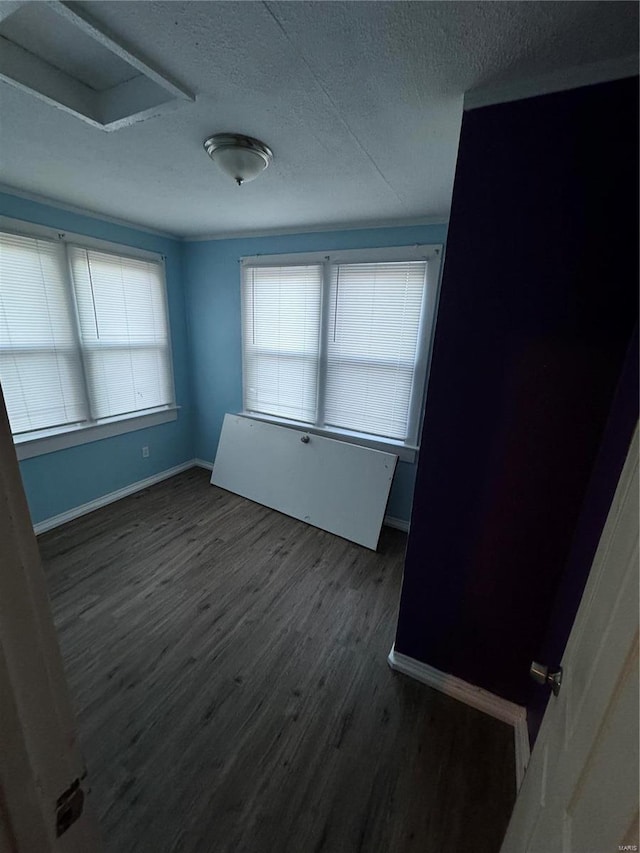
[242,265,323,423]
[0,233,87,435]
[241,247,440,446]
[325,261,426,440]
[69,247,173,420]
[0,228,174,440]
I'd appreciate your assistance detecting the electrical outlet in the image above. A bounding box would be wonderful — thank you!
[142,446,149,458]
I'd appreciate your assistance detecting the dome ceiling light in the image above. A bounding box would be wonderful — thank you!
[203,133,273,186]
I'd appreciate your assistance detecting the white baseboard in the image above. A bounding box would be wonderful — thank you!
[33,460,196,534]
[383,516,409,532]
[34,456,412,538]
[388,645,530,789]
[194,458,213,470]
[387,646,523,724]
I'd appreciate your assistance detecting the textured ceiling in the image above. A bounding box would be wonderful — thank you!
[0,1,637,238]
[0,3,137,91]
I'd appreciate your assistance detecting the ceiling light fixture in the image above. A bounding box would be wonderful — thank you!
[203,133,273,186]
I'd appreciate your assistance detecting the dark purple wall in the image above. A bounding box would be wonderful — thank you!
[394,76,639,706]
[526,326,638,741]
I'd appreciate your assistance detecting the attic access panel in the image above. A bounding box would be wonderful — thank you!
[0,1,194,131]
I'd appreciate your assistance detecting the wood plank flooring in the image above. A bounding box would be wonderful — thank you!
[39,468,515,853]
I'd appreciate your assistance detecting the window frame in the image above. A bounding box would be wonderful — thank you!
[0,216,178,461]
[240,244,443,463]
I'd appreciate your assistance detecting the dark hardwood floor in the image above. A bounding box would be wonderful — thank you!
[39,468,515,853]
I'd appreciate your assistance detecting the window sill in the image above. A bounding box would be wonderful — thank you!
[14,407,179,461]
[239,412,418,463]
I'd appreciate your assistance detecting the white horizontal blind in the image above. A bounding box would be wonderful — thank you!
[324,261,427,440]
[242,265,322,423]
[69,247,173,420]
[0,232,87,434]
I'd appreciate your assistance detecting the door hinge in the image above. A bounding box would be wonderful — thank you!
[55,777,85,837]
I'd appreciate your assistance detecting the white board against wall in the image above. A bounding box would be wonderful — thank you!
[211,414,398,550]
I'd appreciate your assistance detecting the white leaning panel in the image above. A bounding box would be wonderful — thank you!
[211,414,398,550]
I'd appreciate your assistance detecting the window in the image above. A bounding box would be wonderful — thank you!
[241,245,442,455]
[68,247,173,420]
[0,223,175,455]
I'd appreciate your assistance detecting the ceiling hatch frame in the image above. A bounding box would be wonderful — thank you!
[0,1,195,131]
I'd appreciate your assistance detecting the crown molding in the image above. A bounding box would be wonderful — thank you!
[0,184,448,244]
[464,54,638,111]
[0,183,180,240]
[183,215,449,243]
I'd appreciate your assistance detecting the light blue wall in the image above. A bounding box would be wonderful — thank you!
[184,223,448,522]
[0,192,194,524]
[1,191,446,527]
